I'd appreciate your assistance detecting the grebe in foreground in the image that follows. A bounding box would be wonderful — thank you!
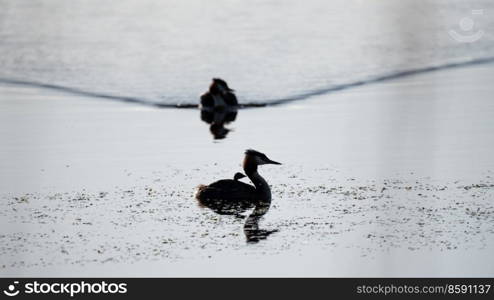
[196,149,281,207]
[200,78,238,109]
[196,150,281,242]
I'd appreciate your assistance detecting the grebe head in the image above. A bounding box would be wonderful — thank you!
[243,149,282,169]
[211,78,234,94]
[233,172,246,181]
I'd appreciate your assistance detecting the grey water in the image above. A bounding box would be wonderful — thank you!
[0,0,493,106]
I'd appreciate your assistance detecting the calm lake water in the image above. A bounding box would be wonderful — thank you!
[0,0,493,106]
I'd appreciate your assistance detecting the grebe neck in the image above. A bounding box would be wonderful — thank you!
[244,165,271,201]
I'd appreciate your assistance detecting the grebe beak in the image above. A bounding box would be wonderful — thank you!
[266,159,282,165]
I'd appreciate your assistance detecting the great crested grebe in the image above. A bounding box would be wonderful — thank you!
[195,149,281,214]
[200,78,238,109]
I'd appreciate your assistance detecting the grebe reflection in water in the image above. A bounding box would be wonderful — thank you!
[200,107,237,140]
[243,199,278,243]
[195,150,281,242]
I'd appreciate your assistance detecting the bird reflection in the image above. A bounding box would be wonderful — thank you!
[243,200,278,243]
[200,107,238,140]
[199,182,278,243]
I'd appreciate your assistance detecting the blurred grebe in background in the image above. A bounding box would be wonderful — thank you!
[200,78,238,109]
